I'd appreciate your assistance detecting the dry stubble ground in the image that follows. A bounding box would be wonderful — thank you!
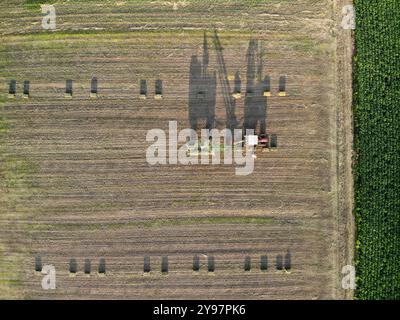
[0,0,354,299]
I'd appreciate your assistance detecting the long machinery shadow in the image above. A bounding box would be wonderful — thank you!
[188,31,270,140]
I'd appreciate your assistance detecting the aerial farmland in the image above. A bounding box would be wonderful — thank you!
[0,0,357,300]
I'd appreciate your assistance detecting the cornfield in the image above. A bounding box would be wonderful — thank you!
[354,0,400,299]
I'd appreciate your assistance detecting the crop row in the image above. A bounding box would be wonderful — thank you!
[354,0,400,299]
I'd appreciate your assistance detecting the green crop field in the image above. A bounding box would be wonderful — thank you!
[354,0,400,299]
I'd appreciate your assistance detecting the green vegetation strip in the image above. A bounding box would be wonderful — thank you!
[28,216,276,231]
[0,41,38,298]
[354,1,400,299]
[0,91,22,299]
[24,0,268,9]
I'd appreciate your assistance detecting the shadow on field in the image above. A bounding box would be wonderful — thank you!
[243,39,267,135]
[188,32,217,136]
[188,32,269,136]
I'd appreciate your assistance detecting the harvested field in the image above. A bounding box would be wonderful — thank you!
[0,0,354,299]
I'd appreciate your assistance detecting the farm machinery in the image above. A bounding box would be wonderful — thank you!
[186,30,278,157]
[185,132,277,158]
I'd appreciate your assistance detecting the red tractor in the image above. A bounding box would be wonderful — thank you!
[257,133,278,149]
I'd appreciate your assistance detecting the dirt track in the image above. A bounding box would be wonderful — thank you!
[0,0,354,299]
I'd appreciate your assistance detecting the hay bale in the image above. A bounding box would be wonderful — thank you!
[276,255,283,270]
[69,258,77,273]
[244,256,251,271]
[23,80,30,98]
[284,251,291,271]
[161,256,168,274]
[193,255,200,271]
[90,77,98,98]
[65,80,73,98]
[207,255,215,272]
[260,255,268,271]
[278,75,286,96]
[8,80,16,98]
[98,258,106,274]
[155,79,163,99]
[140,79,147,99]
[143,256,150,273]
[84,259,91,274]
[34,255,42,272]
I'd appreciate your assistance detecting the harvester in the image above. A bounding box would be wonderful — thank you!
[254,133,278,151]
[186,30,278,157]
